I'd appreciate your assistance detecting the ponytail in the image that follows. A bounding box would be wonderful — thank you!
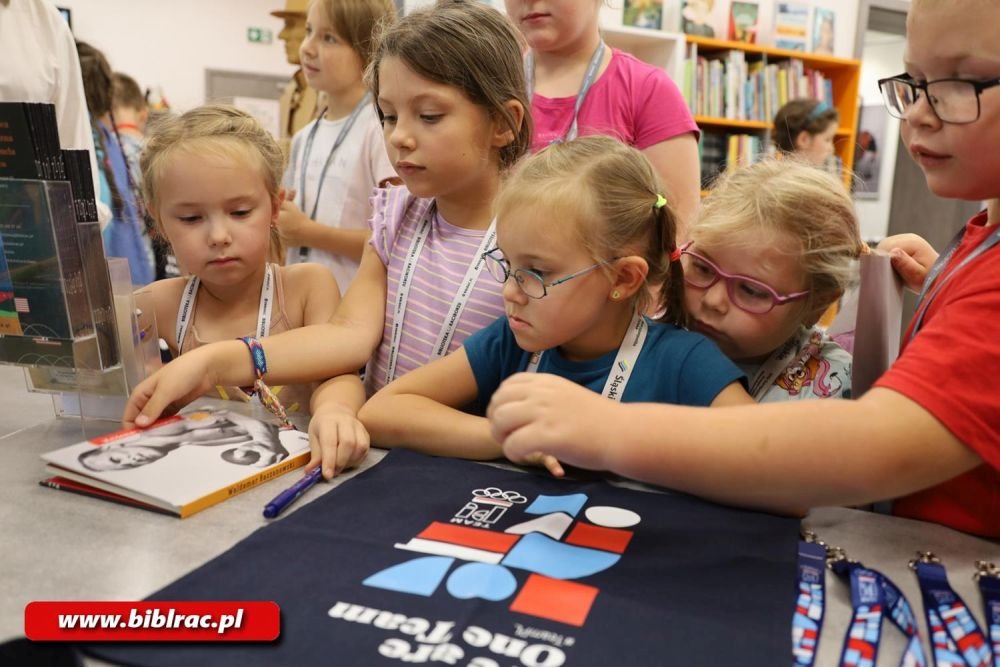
[653,203,688,328]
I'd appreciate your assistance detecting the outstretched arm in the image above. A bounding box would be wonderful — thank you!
[308,373,370,479]
[488,374,980,514]
[123,245,389,427]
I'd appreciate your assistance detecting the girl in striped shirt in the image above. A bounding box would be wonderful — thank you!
[124,1,532,481]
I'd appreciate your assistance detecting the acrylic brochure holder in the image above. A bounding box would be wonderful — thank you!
[0,177,161,432]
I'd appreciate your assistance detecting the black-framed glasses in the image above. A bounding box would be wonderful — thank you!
[680,244,809,315]
[878,73,1000,124]
[482,247,619,299]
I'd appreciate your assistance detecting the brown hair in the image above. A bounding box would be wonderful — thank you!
[76,41,127,221]
[772,98,840,154]
[315,0,395,70]
[112,72,146,111]
[140,104,286,259]
[497,136,686,325]
[365,0,532,170]
[691,159,863,322]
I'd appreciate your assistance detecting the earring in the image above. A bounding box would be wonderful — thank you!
[611,290,621,300]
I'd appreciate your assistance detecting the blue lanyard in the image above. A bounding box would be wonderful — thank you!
[975,561,1000,666]
[910,220,1000,343]
[911,552,990,667]
[829,555,926,667]
[793,538,827,667]
[297,95,371,225]
[524,40,606,144]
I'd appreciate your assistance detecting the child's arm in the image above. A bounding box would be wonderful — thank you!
[308,374,369,480]
[358,349,499,459]
[289,262,341,325]
[123,245,389,427]
[489,374,980,514]
[277,194,369,262]
[710,382,754,406]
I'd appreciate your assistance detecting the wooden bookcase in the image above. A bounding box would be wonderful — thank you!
[684,35,861,189]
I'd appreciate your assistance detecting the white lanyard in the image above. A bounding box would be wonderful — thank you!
[526,311,647,402]
[294,95,370,260]
[384,208,497,384]
[524,40,606,144]
[175,263,275,351]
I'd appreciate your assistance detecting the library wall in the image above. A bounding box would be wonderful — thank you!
[855,33,905,242]
[55,0,296,112]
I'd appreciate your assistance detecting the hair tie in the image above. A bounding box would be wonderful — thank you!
[669,247,681,262]
[654,194,667,209]
[807,101,832,120]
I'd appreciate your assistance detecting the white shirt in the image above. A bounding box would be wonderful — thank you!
[0,0,110,227]
[283,105,395,295]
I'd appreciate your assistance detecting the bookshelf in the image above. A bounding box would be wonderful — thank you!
[683,35,861,190]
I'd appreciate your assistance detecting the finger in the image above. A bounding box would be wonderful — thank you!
[348,423,371,468]
[488,399,536,445]
[889,249,929,292]
[306,426,322,473]
[320,428,339,480]
[123,376,164,428]
[542,455,565,478]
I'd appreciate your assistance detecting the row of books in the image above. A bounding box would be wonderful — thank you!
[0,102,119,370]
[699,132,766,189]
[682,44,835,122]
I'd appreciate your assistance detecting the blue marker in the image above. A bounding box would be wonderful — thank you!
[263,467,323,519]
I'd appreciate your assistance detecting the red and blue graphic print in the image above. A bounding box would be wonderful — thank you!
[914,559,990,667]
[793,540,826,666]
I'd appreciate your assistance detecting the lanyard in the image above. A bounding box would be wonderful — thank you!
[793,538,827,667]
[384,208,497,384]
[524,40,606,144]
[974,561,1000,666]
[909,221,1000,343]
[911,552,990,667]
[828,556,926,667]
[525,311,647,402]
[747,328,823,400]
[175,263,275,352]
[294,95,371,259]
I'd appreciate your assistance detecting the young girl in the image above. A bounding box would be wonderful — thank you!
[358,136,748,473]
[490,0,1000,538]
[682,159,861,402]
[278,0,398,294]
[124,1,533,480]
[140,104,339,412]
[506,0,701,235]
[771,98,839,168]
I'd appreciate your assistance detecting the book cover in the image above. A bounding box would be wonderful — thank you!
[681,0,716,37]
[812,7,835,55]
[623,0,662,30]
[773,2,809,51]
[0,102,44,179]
[41,407,311,518]
[728,1,759,43]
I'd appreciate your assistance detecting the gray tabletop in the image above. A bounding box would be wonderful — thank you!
[1,402,997,666]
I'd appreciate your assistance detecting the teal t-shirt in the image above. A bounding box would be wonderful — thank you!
[464,316,745,412]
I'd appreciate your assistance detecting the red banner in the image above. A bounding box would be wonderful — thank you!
[24,601,280,641]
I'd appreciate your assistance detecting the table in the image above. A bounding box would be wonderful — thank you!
[1,407,996,666]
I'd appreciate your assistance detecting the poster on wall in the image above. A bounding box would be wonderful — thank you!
[854,104,887,199]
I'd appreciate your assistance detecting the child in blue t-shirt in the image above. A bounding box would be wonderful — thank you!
[359,136,749,475]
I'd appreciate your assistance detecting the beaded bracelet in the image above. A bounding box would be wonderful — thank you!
[238,336,294,430]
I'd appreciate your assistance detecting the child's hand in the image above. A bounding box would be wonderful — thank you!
[488,373,613,473]
[519,451,566,478]
[276,197,317,247]
[123,348,220,428]
[307,404,371,480]
[877,233,939,293]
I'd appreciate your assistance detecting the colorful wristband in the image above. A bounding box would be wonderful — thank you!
[239,336,267,396]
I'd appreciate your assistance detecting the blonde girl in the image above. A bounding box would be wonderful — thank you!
[359,136,749,474]
[279,0,398,294]
[682,159,862,402]
[141,104,339,412]
[125,1,532,480]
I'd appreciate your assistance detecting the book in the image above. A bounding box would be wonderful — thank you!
[681,0,716,37]
[812,7,835,55]
[773,2,809,51]
[40,407,311,518]
[623,0,662,30]
[728,1,758,43]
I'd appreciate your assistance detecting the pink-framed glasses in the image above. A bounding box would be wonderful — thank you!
[680,244,809,314]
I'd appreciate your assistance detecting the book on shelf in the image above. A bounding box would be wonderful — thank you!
[728,1,758,43]
[811,7,835,55]
[773,2,809,52]
[680,0,716,37]
[622,0,663,30]
[40,407,311,518]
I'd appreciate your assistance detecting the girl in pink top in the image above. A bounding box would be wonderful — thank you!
[508,0,701,237]
[124,1,532,481]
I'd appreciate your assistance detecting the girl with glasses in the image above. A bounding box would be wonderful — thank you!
[359,136,749,476]
[682,159,863,402]
[490,0,1000,537]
